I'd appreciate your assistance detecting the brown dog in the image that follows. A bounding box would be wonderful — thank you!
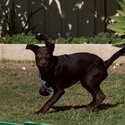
[26,39,125,114]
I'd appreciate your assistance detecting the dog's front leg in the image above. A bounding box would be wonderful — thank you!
[35,89,65,114]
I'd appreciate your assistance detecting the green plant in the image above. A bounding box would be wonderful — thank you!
[1,0,17,36]
[57,37,93,44]
[0,32,122,44]
[1,34,42,44]
[107,0,125,37]
[0,0,43,37]
[57,32,121,44]
[93,32,122,44]
[93,32,111,44]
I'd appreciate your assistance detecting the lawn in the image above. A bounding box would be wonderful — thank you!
[0,62,125,125]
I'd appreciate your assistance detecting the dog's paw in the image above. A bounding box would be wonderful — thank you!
[86,105,97,112]
[34,109,46,115]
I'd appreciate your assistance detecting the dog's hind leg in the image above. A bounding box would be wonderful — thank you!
[80,81,96,106]
[87,86,106,111]
[81,80,106,111]
[81,69,107,111]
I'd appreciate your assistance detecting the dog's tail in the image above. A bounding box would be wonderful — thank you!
[104,47,125,69]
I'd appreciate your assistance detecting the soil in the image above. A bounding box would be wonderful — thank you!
[0,63,37,72]
[0,62,125,74]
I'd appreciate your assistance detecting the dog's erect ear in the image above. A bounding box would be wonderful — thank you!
[36,33,48,42]
[26,44,40,53]
[35,33,55,53]
[45,41,55,53]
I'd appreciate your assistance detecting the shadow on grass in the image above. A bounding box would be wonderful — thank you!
[51,105,86,112]
[51,102,122,113]
[97,102,122,110]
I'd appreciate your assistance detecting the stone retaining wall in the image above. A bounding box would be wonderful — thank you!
[0,44,124,64]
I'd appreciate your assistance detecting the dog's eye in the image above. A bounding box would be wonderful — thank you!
[46,53,50,58]
[37,53,43,58]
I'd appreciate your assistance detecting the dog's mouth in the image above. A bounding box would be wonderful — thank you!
[37,60,49,68]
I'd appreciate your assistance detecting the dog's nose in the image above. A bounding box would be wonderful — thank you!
[37,60,48,67]
[42,61,46,65]
[41,61,48,67]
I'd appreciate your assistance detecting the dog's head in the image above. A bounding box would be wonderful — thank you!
[26,42,55,68]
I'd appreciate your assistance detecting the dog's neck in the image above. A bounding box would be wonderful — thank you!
[40,62,55,72]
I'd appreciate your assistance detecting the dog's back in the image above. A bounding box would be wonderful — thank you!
[48,52,106,88]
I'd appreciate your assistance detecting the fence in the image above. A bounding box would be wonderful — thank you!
[0,0,118,38]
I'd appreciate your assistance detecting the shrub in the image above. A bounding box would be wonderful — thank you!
[0,32,122,44]
[0,0,44,37]
[107,0,125,46]
[107,0,125,37]
[0,34,41,44]
[58,32,121,44]
[93,32,122,44]
[57,37,94,44]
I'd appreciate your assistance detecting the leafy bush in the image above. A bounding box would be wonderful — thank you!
[107,0,125,46]
[92,32,112,44]
[107,0,125,37]
[0,32,122,44]
[58,32,121,44]
[57,37,94,44]
[0,0,44,37]
[0,34,41,44]
[92,32,122,44]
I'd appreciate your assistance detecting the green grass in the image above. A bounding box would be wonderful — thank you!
[0,64,125,125]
